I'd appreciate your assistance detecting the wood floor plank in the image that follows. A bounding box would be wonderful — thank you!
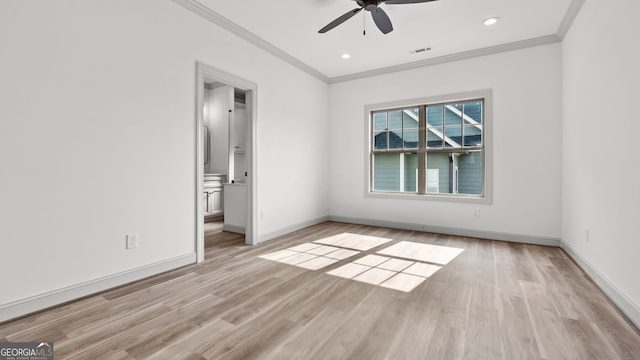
[587,300,640,359]
[66,294,218,360]
[563,317,620,359]
[265,306,350,359]
[306,287,397,360]
[0,296,109,337]
[520,279,588,359]
[496,294,542,359]
[146,318,235,360]
[342,290,413,360]
[1,221,639,359]
[54,303,172,359]
[101,268,196,301]
[462,305,503,360]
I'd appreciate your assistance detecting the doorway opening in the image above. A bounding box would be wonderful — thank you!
[196,63,257,263]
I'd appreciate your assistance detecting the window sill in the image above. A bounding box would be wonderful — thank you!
[366,191,492,204]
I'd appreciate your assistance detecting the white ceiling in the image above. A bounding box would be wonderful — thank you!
[188,0,575,80]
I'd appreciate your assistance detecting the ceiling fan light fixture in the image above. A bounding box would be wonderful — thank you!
[483,17,500,26]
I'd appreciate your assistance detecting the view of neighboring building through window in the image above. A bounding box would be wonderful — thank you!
[370,97,485,198]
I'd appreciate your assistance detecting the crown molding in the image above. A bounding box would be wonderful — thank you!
[556,0,586,39]
[173,0,584,85]
[328,35,561,84]
[172,0,330,83]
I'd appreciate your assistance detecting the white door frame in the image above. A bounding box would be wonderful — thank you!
[195,62,258,262]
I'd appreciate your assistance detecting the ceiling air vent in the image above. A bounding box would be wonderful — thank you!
[409,47,432,55]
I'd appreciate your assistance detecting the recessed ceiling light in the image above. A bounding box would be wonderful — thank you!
[483,17,500,26]
[341,53,351,59]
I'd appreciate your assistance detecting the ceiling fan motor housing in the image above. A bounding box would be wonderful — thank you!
[357,0,382,11]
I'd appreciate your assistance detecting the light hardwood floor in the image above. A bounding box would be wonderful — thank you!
[2,221,640,359]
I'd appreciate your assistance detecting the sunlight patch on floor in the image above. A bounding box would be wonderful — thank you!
[326,254,443,292]
[259,238,464,293]
[312,233,392,251]
[258,243,359,270]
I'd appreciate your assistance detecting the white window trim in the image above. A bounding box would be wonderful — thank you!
[364,89,493,204]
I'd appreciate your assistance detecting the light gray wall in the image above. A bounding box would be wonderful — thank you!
[0,0,329,309]
[562,0,640,320]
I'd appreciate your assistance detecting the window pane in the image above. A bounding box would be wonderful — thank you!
[403,109,419,129]
[463,101,482,124]
[373,153,400,191]
[406,108,419,119]
[425,151,483,195]
[373,112,387,131]
[427,106,443,127]
[404,153,418,193]
[373,131,387,150]
[426,153,450,193]
[457,151,483,195]
[388,111,402,129]
[444,104,462,126]
[444,126,462,148]
[463,125,482,146]
[389,129,403,149]
[403,128,418,149]
[427,129,443,148]
[373,153,417,193]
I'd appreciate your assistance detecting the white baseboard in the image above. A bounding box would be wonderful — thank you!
[329,216,561,247]
[258,216,330,243]
[561,242,640,330]
[0,253,196,324]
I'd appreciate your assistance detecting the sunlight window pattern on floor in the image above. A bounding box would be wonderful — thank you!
[258,243,359,270]
[312,233,392,251]
[258,237,464,293]
[326,254,444,292]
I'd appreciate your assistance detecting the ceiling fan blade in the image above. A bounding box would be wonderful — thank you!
[371,7,393,34]
[318,7,363,33]
[385,0,438,4]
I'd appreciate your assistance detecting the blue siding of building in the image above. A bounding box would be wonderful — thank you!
[373,153,418,192]
[458,152,483,195]
[404,153,418,192]
[373,153,400,191]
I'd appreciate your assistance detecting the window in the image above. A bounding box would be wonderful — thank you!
[367,90,491,202]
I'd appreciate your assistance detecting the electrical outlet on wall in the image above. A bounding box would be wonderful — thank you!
[473,209,481,218]
[126,233,139,249]
[585,228,590,243]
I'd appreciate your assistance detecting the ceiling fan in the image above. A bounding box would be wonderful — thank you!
[318,0,438,35]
